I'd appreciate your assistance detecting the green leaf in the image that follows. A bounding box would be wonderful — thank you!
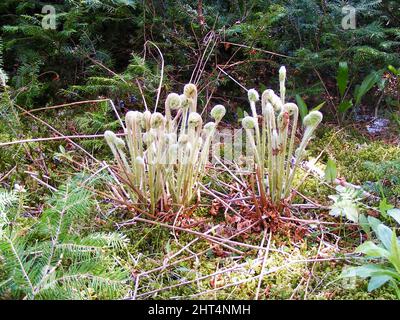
[355,241,389,258]
[337,62,349,98]
[355,71,381,107]
[376,224,393,251]
[325,158,337,183]
[368,275,392,291]
[388,65,399,76]
[338,100,353,113]
[237,107,244,122]
[295,94,308,121]
[311,101,325,112]
[379,198,394,218]
[354,85,361,102]
[341,265,394,279]
[346,206,360,223]
[359,214,371,235]
[389,228,400,273]
[368,216,382,233]
[388,209,400,225]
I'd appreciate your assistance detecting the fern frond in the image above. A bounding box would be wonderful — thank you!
[0,190,18,212]
[37,181,94,239]
[0,178,130,299]
[0,234,36,297]
[36,258,129,300]
[55,232,129,260]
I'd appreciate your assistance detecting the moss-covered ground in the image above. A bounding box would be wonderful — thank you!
[1,114,399,300]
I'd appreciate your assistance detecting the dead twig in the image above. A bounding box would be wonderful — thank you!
[254,229,272,300]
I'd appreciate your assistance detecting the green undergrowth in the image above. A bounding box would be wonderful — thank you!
[73,125,400,301]
[1,119,400,300]
[310,126,400,201]
[113,218,398,299]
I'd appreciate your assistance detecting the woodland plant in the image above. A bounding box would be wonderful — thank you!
[0,180,129,300]
[335,61,383,121]
[329,186,365,223]
[242,66,323,207]
[105,84,226,214]
[341,210,400,298]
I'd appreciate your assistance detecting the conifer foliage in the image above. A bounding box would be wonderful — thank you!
[0,180,130,300]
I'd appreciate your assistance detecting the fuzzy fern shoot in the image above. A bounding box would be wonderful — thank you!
[105,84,225,213]
[242,66,323,207]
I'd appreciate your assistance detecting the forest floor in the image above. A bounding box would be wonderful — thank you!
[1,106,399,300]
[114,121,400,300]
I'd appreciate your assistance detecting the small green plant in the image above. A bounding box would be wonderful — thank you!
[324,158,337,183]
[335,61,382,120]
[329,186,364,223]
[241,66,323,207]
[294,94,325,122]
[0,180,129,300]
[105,84,225,213]
[363,160,400,198]
[341,210,400,298]
[386,65,400,109]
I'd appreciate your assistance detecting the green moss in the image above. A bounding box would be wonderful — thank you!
[295,174,333,204]
[311,127,400,185]
[3,108,400,300]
